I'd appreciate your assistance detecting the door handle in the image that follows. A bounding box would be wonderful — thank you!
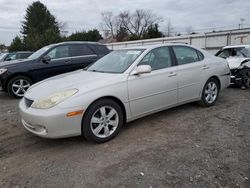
[168,72,177,77]
[64,60,71,64]
[202,65,210,70]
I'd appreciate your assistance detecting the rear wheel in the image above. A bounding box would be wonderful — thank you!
[82,99,124,143]
[199,78,219,107]
[7,76,32,99]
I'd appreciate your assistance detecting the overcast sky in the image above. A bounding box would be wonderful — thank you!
[0,0,249,45]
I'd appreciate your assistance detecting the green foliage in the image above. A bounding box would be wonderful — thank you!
[68,29,102,42]
[0,44,7,51]
[127,24,163,41]
[143,24,163,39]
[21,1,60,51]
[8,36,26,52]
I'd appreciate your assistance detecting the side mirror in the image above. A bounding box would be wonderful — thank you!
[131,65,152,75]
[42,55,51,64]
[6,58,12,61]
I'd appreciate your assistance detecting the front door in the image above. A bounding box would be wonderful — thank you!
[128,47,178,118]
[32,45,72,81]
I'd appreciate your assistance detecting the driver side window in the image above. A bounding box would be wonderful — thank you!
[218,49,231,59]
[139,47,172,71]
[47,46,70,59]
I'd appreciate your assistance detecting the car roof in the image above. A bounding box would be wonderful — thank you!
[223,45,250,49]
[119,43,190,51]
[13,51,33,53]
[54,41,105,46]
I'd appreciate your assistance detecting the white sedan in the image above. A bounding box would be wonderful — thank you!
[19,44,230,142]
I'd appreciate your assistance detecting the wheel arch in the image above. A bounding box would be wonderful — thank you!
[4,73,34,92]
[209,75,221,90]
[81,95,127,128]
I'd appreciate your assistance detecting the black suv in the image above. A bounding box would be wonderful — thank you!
[0,42,110,98]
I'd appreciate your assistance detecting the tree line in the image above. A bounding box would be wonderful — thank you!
[8,1,165,52]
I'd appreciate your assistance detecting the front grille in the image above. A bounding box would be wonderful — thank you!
[24,98,34,108]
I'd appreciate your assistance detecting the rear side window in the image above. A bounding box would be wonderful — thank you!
[18,53,32,59]
[90,44,110,55]
[197,50,204,61]
[173,46,200,65]
[70,45,95,56]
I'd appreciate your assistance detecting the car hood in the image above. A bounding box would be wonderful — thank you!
[227,57,250,69]
[0,59,32,68]
[25,70,124,100]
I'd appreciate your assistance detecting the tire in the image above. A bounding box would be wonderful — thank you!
[199,78,219,107]
[241,68,250,88]
[7,76,32,99]
[82,99,124,143]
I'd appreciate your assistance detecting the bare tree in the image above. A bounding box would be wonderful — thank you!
[119,9,162,39]
[59,21,68,36]
[100,12,121,39]
[100,9,162,40]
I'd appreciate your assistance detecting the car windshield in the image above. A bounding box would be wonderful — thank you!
[0,53,7,61]
[87,49,144,73]
[217,47,250,58]
[28,45,53,59]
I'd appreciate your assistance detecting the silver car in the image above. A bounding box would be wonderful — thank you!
[19,44,230,142]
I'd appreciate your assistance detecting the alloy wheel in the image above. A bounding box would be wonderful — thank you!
[90,106,119,138]
[12,79,31,97]
[205,81,218,104]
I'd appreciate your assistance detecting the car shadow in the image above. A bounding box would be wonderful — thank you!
[25,102,201,148]
[14,87,246,149]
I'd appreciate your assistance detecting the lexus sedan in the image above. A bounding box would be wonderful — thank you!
[19,44,230,143]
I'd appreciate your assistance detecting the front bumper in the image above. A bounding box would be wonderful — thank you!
[0,77,4,91]
[230,75,236,84]
[0,71,10,92]
[19,98,84,138]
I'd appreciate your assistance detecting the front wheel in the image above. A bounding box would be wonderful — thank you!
[82,99,124,143]
[7,76,32,99]
[241,68,250,88]
[199,78,219,107]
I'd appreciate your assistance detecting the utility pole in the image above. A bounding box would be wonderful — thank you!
[239,18,245,29]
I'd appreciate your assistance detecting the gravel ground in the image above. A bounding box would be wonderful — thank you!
[0,87,249,188]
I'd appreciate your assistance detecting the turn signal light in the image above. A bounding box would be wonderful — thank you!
[66,110,84,117]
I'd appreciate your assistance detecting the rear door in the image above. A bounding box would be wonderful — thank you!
[172,45,205,103]
[70,44,98,70]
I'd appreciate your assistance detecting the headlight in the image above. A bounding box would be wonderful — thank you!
[0,68,7,75]
[31,89,78,109]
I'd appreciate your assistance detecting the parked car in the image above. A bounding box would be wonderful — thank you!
[19,44,230,143]
[0,51,33,62]
[215,45,250,88]
[0,42,110,98]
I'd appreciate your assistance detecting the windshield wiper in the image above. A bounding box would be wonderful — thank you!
[88,69,105,73]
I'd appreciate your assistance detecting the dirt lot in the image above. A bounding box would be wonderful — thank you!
[0,87,249,188]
